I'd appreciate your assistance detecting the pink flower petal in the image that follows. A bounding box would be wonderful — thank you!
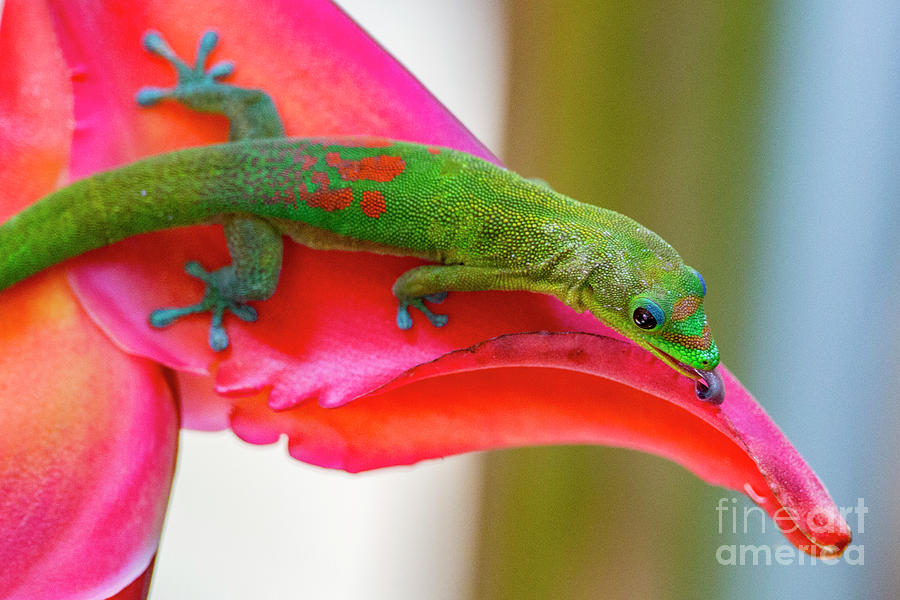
[0,273,177,600]
[0,0,73,219]
[102,559,154,600]
[2,7,174,597]
[211,332,851,557]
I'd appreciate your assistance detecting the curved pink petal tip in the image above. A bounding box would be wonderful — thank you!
[214,331,851,558]
[68,233,851,557]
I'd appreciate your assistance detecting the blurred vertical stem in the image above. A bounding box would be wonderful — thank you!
[472,2,773,599]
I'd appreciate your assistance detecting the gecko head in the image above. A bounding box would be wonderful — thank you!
[628,266,718,368]
[585,262,723,403]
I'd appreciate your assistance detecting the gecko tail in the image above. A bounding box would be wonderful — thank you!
[0,184,86,291]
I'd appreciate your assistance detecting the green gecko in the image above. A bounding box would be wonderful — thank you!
[0,30,724,403]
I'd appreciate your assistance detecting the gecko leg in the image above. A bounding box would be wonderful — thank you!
[149,261,260,351]
[150,217,284,351]
[137,30,286,350]
[392,264,532,330]
[136,29,284,140]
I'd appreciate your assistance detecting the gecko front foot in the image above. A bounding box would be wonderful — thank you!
[396,294,449,330]
[149,261,258,351]
[136,30,235,109]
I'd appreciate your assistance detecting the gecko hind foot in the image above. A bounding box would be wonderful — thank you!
[149,261,258,351]
[396,296,449,330]
[136,29,235,107]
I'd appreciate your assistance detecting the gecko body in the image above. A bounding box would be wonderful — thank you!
[0,31,723,402]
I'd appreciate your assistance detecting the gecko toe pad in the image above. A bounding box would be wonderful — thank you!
[148,261,258,351]
[136,29,235,107]
[396,296,449,330]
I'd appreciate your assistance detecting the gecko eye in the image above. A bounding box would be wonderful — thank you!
[631,299,665,331]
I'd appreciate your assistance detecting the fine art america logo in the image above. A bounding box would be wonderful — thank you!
[714,496,866,566]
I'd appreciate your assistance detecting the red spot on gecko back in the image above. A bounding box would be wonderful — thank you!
[427,147,441,155]
[361,190,387,218]
[300,187,354,212]
[325,152,405,182]
[295,171,353,211]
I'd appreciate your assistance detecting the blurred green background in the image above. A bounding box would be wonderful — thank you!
[471,2,897,599]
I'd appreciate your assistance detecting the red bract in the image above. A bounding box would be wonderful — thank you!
[0,0,851,597]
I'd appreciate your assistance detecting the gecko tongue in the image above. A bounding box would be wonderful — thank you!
[656,349,725,405]
[695,368,725,404]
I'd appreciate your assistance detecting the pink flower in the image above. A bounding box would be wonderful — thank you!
[0,1,851,597]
